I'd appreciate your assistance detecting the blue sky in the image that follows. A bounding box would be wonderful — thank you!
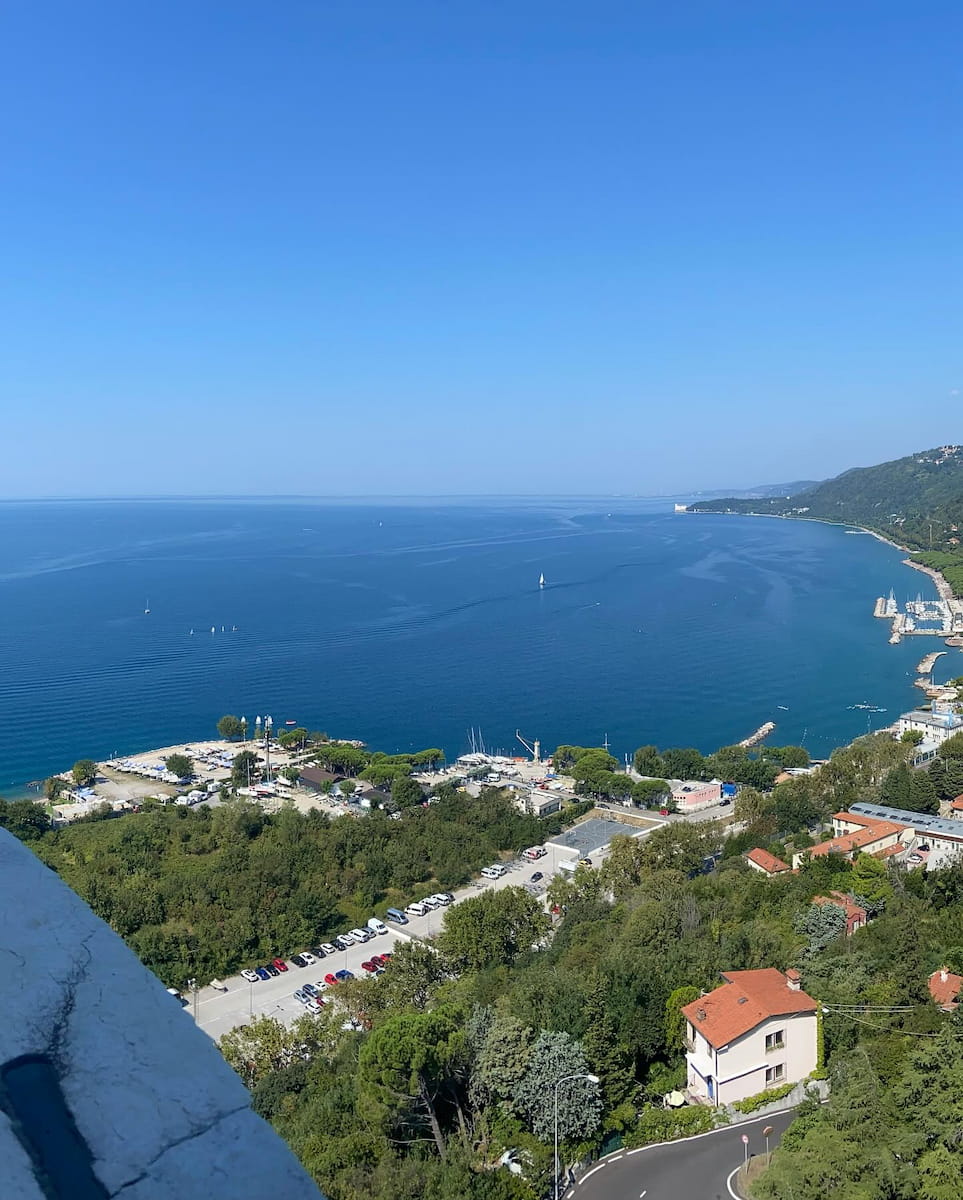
[2,2,961,497]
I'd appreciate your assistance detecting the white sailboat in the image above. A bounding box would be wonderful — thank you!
[539,572,545,589]
[144,598,150,614]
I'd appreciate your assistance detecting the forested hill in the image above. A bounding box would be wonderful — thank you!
[687,444,963,593]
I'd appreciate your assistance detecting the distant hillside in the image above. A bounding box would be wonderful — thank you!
[687,445,963,594]
[740,480,822,499]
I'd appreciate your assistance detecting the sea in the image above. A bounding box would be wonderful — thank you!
[0,498,954,795]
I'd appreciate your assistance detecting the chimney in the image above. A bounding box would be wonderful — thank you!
[786,968,801,992]
[941,968,949,984]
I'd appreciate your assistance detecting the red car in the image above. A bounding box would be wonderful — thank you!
[273,958,289,973]
[324,972,338,987]
[360,960,378,973]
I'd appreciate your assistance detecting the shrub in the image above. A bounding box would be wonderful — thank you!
[731,1080,796,1114]
[623,1104,716,1148]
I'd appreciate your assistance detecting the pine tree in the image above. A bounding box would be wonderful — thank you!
[580,974,634,1108]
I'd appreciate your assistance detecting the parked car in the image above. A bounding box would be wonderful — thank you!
[361,960,378,974]
[300,952,317,966]
[385,908,408,925]
[309,946,327,959]
[313,980,328,993]
[430,893,453,906]
[918,843,931,852]
[530,871,544,882]
[908,853,923,864]
[290,953,308,967]
[264,963,280,977]
[255,967,271,981]
[272,958,289,973]
[241,969,260,983]
[302,983,318,997]
[335,935,354,951]
[377,952,392,965]
[294,990,313,1007]
[335,969,355,982]
[349,928,371,943]
[324,973,339,987]
[319,943,337,956]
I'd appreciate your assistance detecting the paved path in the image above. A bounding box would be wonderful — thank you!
[571,1110,796,1200]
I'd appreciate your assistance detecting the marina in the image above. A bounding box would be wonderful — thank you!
[873,586,963,644]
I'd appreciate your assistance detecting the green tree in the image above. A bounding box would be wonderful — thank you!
[908,769,940,815]
[165,753,193,780]
[391,775,424,809]
[795,901,846,956]
[277,727,308,750]
[631,778,670,808]
[439,887,550,972]
[219,1013,329,1088]
[514,1030,601,1142]
[358,1007,466,1158]
[581,974,634,1108]
[901,728,925,746]
[633,745,666,776]
[664,986,700,1056]
[230,750,260,788]
[217,714,245,740]
[71,759,98,787]
[661,747,707,780]
[470,1011,533,1109]
[43,776,67,801]
[0,798,53,840]
[880,763,913,809]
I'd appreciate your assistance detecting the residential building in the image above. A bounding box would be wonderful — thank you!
[745,848,791,877]
[682,968,818,1106]
[928,967,962,1011]
[948,795,963,819]
[792,814,905,867]
[897,706,963,746]
[812,891,867,936]
[521,791,561,817]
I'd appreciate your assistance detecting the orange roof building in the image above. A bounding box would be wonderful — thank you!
[793,817,904,867]
[928,967,962,1011]
[745,848,791,876]
[682,969,818,1106]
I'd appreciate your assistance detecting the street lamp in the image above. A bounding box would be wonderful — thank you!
[553,1072,599,1200]
[187,977,198,1022]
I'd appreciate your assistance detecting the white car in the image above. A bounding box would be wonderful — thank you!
[300,952,317,966]
[319,943,337,956]
[431,893,453,906]
[349,928,371,943]
[241,969,260,983]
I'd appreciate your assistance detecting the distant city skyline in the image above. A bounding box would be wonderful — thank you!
[2,3,961,498]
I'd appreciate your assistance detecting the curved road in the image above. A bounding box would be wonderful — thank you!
[570,1110,796,1200]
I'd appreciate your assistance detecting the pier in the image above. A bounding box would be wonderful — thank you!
[740,721,775,748]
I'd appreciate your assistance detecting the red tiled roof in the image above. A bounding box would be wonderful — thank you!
[928,968,962,1010]
[950,795,963,811]
[746,848,791,874]
[681,969,817,1050]
[872,844,903,860]
[813,892,866,923]
[807,820,903,859]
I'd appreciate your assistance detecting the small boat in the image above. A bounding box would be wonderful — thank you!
[189,629,194,635]
[539,572,545,589]
[210,626,215,634]
[285,720,297,726]
[144,598,150,614]
[777,705,789,711]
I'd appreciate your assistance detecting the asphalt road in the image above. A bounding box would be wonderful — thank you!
[570,1110,796,1200]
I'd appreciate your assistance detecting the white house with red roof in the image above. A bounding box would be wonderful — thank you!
[681,968,818,1106]
[745,848,791,877]
[928,966,962,1011]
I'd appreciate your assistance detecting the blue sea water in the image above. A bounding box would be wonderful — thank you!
[0,499,954,794]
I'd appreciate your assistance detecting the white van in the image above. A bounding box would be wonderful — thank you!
[405,901,428,917]
[480,865,506,880]
[367,917,388,936]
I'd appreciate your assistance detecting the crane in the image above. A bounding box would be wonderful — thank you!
[515,730,541,763]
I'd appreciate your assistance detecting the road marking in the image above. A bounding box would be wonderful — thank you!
[726,1165,742,1199]
[580,1162,608,1183]
[640,1191,647,1197]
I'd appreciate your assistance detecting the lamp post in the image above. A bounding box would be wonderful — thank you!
[553,1072,599,1200]
[188,977,198,1022]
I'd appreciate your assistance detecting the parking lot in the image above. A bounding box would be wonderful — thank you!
[189,827,657,1042]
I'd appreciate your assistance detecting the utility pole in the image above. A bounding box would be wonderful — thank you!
[188,977,198,1022]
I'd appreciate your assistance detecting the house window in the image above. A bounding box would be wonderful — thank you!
[765,1063,785,1085]
[765,1030,785,1052]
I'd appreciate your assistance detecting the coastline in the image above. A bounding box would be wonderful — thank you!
[683,508,955,602]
